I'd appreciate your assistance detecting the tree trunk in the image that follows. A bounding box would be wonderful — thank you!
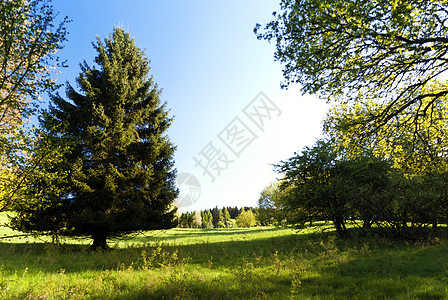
[334,218,349,239]
[362,220,372,229]
[91,232,109,251]
[432,222,438,235]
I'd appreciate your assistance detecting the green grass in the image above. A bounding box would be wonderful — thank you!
[0,216,448,299]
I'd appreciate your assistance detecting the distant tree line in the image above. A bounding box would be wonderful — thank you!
[178,206,257,229]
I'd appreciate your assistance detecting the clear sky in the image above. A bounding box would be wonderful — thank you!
[50,0,329,211]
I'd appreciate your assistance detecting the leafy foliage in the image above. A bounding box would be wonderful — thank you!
[0,0,69,123]
[235,209,256,228]
[257,1,448,240]
[275,138,448,239]
[255,0,448,132]
[257,182,286,225]
[325,82,448,174]
[275,140,352,237]
[222,208,231,227]
[0,0,69,211]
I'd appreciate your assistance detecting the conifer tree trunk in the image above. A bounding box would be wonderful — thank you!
[91,232,109,251]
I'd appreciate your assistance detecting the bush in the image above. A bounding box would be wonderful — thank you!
[236,210,256,228]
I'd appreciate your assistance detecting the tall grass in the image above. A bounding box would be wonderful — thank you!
[0,218,447,299]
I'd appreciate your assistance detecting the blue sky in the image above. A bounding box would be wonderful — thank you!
[51,0,329,211]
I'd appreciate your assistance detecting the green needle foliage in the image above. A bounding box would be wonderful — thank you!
[11,27,178,250]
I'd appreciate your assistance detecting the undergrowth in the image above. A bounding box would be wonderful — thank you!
[0,223,447,299]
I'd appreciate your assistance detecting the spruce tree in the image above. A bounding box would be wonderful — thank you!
[201,210,213,228]
[12,27,178,249]
[222,208,231,228]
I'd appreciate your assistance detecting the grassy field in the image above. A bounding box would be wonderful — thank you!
[1,214,448,299]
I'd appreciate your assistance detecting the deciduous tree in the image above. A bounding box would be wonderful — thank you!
[0,0,69,212]
[257,182,285,225]
[275,140,354,237]
[325,82,448,175]
[222,207,231,228]
[192,211,202,228]
[236,209,256,228]
[255,0,448,133]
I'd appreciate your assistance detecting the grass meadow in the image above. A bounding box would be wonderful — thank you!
[1,213,448,299]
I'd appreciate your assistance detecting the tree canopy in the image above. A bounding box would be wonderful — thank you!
[274,140,352,237]
[0,0,69,212]
[255,0,448,133]
[11,27,178,249]
[235,209,256,228]
[257,181,290,226]
[325,81,448,174]
[274,138,448,239]
[0,0,69,119]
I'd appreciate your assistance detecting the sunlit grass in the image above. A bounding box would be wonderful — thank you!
[0,216,447,299]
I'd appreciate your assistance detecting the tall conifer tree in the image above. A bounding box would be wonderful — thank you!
[12,27,178,249]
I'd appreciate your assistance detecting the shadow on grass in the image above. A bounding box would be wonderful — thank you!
[294,243,448,299]
[1,227,448,299]
[0,227,332,274]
